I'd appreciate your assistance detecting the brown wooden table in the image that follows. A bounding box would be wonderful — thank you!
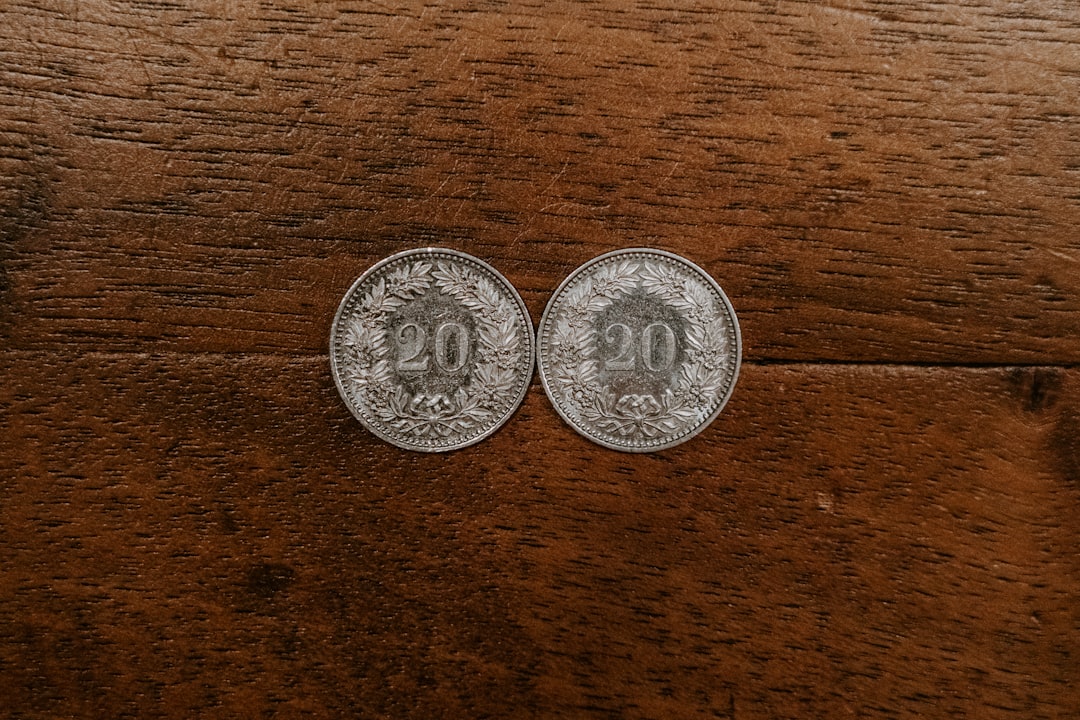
[3,1,1079,717]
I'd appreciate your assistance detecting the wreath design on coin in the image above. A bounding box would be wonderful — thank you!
[545,258,730,443]
[340,260,522,442]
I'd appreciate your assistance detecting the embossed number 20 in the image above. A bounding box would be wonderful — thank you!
[604,322,676,372]
[396,322,470,373]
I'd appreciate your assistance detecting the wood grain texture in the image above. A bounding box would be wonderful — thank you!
[2,353,1079,718]
[3,0,1080,718]
[1,0,1079,361]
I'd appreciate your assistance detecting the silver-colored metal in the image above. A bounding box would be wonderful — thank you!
[537,248,741,452]
[330,248,534,452]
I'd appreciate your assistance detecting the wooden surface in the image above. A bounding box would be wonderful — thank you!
[2,1,1079,717]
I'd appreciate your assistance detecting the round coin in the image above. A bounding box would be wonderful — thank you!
[537,248,741,452]
[330,248,534,452]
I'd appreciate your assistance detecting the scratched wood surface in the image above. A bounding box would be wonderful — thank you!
[2,1,1079,718]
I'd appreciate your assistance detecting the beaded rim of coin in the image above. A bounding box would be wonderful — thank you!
[330,248,534,452]
[536,248,741,452]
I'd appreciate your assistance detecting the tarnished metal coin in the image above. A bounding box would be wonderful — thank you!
[537,248,741,452]
[330,248,534,452]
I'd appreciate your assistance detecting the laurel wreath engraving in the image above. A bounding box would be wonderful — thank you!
[340,260,522,443]
[545,258,730,443]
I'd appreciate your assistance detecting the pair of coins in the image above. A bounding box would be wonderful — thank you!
[330,248,741,453]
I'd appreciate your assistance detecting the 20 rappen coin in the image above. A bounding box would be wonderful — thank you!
[330,248,534,452]
[537,248,741,452]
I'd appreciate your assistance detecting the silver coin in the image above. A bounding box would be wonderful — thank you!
[330,248,534,452]
[537,248,741,452]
